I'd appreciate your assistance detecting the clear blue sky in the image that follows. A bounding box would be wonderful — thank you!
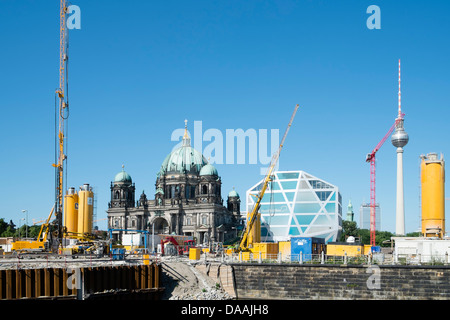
[0,0,449,234]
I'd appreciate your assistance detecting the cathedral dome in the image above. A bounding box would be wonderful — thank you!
[199,163,218,176]
[228,189,239,198]
[158,120,208,176]
[114,166,132,184]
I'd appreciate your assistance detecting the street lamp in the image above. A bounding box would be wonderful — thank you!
[22,210,28,238]
[19,218,25,238]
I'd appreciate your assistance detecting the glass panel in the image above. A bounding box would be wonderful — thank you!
[277,172,299,180]
[268,226,285,237]
[294,203,321,213]
[280,181,298,190]
[261,192,286,203]
[289,227,300,236]
[284,192,295,202]
[325,203,336,213]
[260,203,290,214]
[312,215,330,225]
[268,181,281,191]
[262,215,290,225]
[299,180,309,189]
[315,191,332,201]
[296,191,317,202]
[309,180,333,189]
[295,214,316,225]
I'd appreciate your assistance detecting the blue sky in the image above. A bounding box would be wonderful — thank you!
[0,1,449,234]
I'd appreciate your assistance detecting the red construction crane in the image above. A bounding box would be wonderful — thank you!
[365,115,403,246]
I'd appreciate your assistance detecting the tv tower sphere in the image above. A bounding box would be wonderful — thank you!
[391,119,409,148]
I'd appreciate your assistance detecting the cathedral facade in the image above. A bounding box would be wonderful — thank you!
[107,123,241,246]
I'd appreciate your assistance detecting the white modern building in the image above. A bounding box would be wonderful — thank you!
[359,203,381,231]
[246,170,342,243]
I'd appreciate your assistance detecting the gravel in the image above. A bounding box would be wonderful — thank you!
[160,257,233,300]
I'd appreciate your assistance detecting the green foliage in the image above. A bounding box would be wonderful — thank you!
[340,222,396,247]
[339,221,358,241]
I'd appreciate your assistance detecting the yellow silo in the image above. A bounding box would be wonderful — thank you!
[63,187,78,237]
[77,184,94,238]
[421,153,445,238]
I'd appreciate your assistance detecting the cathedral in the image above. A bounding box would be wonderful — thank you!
[107,121,241,246]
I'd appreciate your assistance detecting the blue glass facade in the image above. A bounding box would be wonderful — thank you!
[246,171,342,243]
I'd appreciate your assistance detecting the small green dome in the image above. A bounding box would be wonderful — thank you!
[114,167,132,183]
[199,163,218,176]
[228,189,239,198]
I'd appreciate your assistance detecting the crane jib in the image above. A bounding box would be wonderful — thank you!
[238,104,300,251]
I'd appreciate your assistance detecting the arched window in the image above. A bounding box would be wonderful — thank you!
[202,185,208,195]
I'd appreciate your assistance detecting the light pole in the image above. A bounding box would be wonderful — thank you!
[22,210,28,238]
[19,218,25,238]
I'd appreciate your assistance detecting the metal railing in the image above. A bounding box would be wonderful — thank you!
[221,251,450,266]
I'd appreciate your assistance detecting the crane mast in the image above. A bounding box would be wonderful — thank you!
[238,104,299,251]
[53,0,69,244]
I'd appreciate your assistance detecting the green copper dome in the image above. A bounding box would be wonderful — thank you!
[199,163,218,176]
[158,121,208,176]
[158,146,207,175]
[114,166,132,183]
[228,189,239,198]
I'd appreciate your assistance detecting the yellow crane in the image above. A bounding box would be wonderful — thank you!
[238,104,299,252]
[12,206,55,252]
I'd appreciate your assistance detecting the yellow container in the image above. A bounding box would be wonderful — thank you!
[326,243,363,257]
[78,184,94,238]
[11,240,45,251]
[189,248,201,260]
[143,254,150,265]
[64,188,78,237]
[363,245,372,255]
[278,241,291,259]
[241,252,252,261]
[421,153,445,238]
[251,242,279,259]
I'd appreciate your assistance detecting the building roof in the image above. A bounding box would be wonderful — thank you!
[199,163,218,176]
[158,120,208,176]
[114,166,132,183]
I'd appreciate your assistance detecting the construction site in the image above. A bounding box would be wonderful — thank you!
[1,1,449,302]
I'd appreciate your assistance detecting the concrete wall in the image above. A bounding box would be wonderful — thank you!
[230,263,450,300]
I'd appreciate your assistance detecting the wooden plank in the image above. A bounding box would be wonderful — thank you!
[54,268,61,297]
[25,269,32,298]
[35,269,42,298]
[44,268,51,297]
[15,269,22,299]
[62,269,69,296]
[0,270,4,300]
[5,270,12,300]
[140,265,146,289]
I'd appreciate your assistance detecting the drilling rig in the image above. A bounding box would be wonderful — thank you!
[11,1,69,252]
[52,0,70,249]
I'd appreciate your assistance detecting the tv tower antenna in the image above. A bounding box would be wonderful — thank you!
[366,60,406,246]
[391,59,409,235]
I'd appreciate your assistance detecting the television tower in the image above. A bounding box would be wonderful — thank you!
[391,59,409,235]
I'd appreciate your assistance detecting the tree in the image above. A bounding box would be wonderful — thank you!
[0,218,9,236]
[340,221,358,242]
